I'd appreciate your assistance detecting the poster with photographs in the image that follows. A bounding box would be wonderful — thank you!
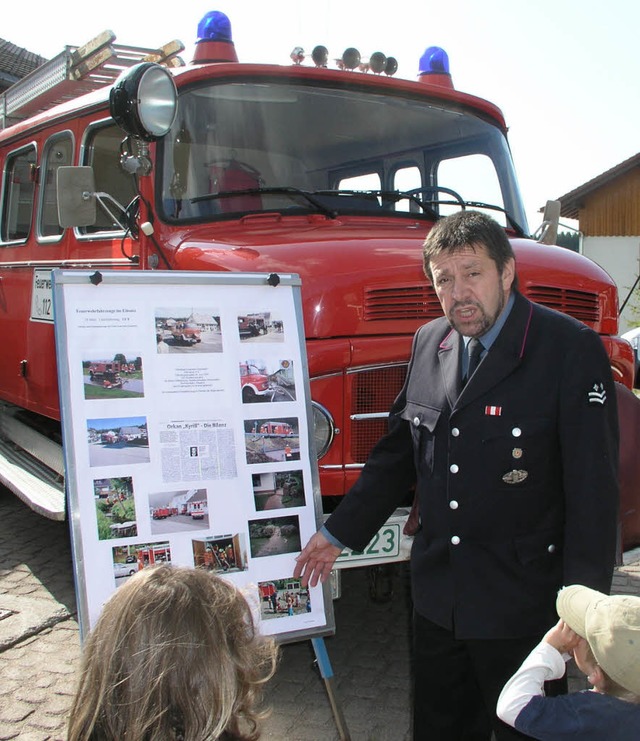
[53,270,333,644]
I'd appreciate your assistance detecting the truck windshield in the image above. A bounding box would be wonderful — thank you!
[159,79,528,234]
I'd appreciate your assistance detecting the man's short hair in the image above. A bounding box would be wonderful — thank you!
[422,210,516,285]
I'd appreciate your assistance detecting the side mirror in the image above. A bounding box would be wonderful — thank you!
[534,200,561,245]
[57,166,128,230]
[57,166,97,227]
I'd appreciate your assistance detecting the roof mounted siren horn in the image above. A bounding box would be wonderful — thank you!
[338,47,361,70]
[367,52,398,75]
[418,46,453,88]
[311,45,329,67]
[192,10,238,64]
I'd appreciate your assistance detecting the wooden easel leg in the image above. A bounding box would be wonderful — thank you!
[311,637,351,741]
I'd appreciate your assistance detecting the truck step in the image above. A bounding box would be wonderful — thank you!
[0,404,65,520]
[0,437,65,520]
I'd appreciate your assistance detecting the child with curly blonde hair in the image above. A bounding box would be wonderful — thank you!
[67,565,278,740]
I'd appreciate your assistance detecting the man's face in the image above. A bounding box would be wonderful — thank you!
[429,244,515,337]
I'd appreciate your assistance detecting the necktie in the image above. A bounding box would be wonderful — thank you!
[465,338,483,383]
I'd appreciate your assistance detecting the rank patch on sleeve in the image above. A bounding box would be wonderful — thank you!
[587,382,607,405]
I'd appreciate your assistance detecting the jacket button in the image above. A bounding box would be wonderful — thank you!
[449,500,459,509]
[547,544,556,553]
[451,427,460,437]
[512,427,522,437]
[413,416,421,426]
[450,464,459,473]
[451,535,461,545]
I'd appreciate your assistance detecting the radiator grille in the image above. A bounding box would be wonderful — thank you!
[364,283,600,325]
[350,365,408,462]
[364,284,441,321]
[526,286,599,323]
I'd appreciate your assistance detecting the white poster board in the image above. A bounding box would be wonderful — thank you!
[53,269,334,643]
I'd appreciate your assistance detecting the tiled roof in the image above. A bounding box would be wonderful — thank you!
[0,38,47,89]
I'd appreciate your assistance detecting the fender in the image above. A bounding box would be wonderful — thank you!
[616,383,640,552]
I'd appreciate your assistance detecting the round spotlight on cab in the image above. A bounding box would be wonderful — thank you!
[110,62,178,142]
[342,47,361,70]
[369,51,387,74]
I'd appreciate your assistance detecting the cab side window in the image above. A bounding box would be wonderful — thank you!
[39,133,74,239]
[80,123,136,234]
[1,145,36,243]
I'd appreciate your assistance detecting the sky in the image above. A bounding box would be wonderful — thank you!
[4,0,640,233]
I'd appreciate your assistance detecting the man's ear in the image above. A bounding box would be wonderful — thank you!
[501,258,516,292]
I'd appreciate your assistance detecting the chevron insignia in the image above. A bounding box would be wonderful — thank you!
[587,382,607,405]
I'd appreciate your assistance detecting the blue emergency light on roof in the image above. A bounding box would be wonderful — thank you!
[192,10,238,64]
[419,46,449,75]
[418,46,453,88]
[197,10,232,41]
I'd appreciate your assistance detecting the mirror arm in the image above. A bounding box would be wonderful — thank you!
[94,192,128,231]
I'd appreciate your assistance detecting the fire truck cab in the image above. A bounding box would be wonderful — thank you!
[88,361,123,388]
[240,362,271,402]
[0,11,637,549]
[259,421,294,436]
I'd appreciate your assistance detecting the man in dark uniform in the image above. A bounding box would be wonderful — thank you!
[294,210,619,740]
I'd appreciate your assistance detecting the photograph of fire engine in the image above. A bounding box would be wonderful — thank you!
[237,312,285,343]
[82,355,144,399]
[248,515,301,557]
[93,476,137,540]
[192,534,248,574]
[244,417,300,463]
[239,358,296,403]
[111,541,171,587]
[86,416,150,467]
[148,488,209,533]
[258,577,311,621]
[252,469,306,511]
[155,308,222,353]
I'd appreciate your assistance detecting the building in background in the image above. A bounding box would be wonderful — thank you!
[0,39,46,94]
[557,154,640,334]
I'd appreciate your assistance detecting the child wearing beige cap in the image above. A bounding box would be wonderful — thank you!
[497,585,640,739]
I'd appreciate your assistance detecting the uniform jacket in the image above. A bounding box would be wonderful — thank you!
[326,291,619,639]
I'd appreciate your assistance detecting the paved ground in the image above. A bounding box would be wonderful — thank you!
[1,485,639,740]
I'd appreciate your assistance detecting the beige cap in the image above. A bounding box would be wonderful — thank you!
[557,585,640,696]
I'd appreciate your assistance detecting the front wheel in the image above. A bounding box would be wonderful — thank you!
[368,563,395,603]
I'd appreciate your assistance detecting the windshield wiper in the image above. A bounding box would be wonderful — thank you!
[313,189,439,220]
[464,201,527,237]
[190,187,338,219]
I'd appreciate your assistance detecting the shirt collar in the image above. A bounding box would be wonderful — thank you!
[463,291,515,351]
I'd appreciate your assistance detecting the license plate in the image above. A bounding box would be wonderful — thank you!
[336,523,401,563]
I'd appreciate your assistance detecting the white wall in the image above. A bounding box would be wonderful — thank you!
[581,236,640,333]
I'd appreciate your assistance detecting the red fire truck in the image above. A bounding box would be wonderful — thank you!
[88,361,124,389]
[0,11,638,546]
[239,362,271,402]
[259,421,294,436]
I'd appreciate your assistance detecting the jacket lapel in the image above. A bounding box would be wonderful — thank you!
[437,328,464,409]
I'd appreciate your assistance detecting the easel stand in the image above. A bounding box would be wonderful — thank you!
[311,637,351,740]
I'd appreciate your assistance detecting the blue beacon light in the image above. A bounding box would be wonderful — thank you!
[418,46,453,88]
[197,10,232,41]
[192,10,238,64]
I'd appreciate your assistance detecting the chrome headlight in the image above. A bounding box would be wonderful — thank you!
[311,401,335,459]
